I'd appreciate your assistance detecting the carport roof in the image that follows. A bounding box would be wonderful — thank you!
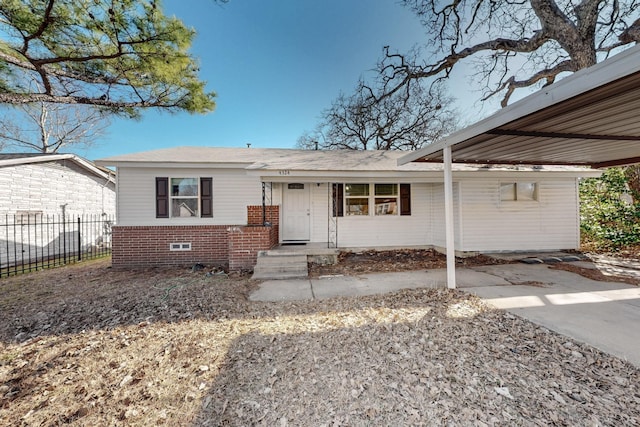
[398,45,640,169]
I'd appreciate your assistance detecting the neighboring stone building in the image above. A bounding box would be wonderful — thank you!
[0,153,116,272]
[0,153,115,218]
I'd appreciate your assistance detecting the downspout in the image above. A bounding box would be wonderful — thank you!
[443,146,456,289]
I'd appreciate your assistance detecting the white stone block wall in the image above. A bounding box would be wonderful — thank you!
[0,159,115,217]
[0,159,116,269]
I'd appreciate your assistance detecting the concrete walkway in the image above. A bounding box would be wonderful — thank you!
[249,263,640,368]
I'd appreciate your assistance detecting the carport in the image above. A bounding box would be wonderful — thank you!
[398,45,640,289]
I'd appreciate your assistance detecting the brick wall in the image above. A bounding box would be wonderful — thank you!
[113,205,281,270]
[247,205,279,226]
[112,225,230,267]
[228,225,279,270]
[245,205,280,266]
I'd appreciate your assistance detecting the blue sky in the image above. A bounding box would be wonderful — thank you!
[81,0,491,161]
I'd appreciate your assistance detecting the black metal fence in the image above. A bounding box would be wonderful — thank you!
[0,213,114,278]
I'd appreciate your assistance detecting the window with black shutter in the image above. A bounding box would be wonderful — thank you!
[156,177,213,218]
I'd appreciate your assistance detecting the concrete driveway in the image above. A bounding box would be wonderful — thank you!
[250,262,640,368]
[459,263,640,368]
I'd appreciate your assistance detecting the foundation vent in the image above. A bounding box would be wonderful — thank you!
[169,242,192,251]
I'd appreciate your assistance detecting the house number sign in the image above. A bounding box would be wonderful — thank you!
[278,170,290,175]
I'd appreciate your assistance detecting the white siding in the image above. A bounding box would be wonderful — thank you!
[0,161,115,217]
[334,183,432,248]
[458,178,579,251]
[116,167,263,226]
[429,183,462,249]
[116,166,582,252]
[310,183,330,242]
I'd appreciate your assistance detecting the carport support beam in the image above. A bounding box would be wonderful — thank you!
[444,146,456,289]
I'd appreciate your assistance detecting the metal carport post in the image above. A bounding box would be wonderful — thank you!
[443,146,456,289]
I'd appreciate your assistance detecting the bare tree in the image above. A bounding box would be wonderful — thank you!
[298,79,458,150]
[377,0,640,107]
[0,102,110,153]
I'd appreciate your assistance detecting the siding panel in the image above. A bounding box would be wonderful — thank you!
[335,183,431,248]
[459,179,579,251]
[310,183,329,242]
[430,183,462,249]
[117,167,263,226]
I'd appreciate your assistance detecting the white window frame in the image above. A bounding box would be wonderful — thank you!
[170,177,200,218]
[344,183,370,216]
[374,183,399,216]
[343,182,402,217]
[500,182,539,202]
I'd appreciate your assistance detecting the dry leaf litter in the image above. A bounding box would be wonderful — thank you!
[0,255,638,426]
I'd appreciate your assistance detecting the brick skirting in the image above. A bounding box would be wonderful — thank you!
[112,206,280,270]
[228,225,278,270]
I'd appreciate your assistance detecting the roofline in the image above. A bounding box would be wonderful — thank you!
[248,168,601,180]
[0,153,115,183]
[398,44,640,166]
[95,160,254,169]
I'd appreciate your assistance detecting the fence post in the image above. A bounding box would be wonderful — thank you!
[62,212,67,264]
[77,217,82,261]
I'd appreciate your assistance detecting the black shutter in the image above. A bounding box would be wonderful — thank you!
[332,183,344,217]
[156,177,169,218]
[400,183,411,216]
[200,177,213,218]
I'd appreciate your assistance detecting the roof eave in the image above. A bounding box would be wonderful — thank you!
[1,153,115,183]
[398,44,640,166]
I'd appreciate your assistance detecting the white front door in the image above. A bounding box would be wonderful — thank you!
[282,183,310,241]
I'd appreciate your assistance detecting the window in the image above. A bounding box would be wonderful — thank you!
[375,184,398,215]
[156,177,213,218]
[15,210,43,225]
[333,183,411,217]
[500,182,538,201]
[345,183,369,216]
[171,178,198,217]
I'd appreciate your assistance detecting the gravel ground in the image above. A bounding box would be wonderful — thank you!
[1,256,639,426]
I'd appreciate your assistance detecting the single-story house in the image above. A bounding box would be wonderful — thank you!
[0,153,116,218]
[96,147,599,270]
[98,44,640,277]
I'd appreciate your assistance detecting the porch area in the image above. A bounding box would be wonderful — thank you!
[252,242,339,280]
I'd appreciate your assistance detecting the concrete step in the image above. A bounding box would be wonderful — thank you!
[252,269,308,280]
[255,254,307,265]
[252,253,308,280]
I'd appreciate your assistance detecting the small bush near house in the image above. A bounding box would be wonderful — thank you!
[580,167,640,250]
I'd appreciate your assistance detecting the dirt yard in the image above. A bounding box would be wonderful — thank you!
[1,255,640,426]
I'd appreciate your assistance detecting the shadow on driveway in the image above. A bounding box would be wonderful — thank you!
[463,263,640,368]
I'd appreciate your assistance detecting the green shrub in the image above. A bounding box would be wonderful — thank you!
[580,167,640,250]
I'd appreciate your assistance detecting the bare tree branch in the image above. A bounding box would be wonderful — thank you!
[377,0,639,106]
[0,101,110,153]
[298,80,458,151]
